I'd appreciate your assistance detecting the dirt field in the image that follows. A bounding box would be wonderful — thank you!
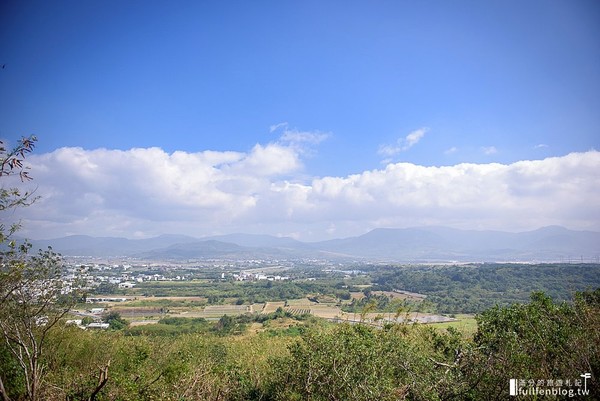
[111,307,165,318]
[334,311,456,324]
[204,304,252,314]
[310,305,344,319]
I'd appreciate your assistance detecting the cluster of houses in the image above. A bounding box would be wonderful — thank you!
[65,307,110,330]
[232,271,290,281]
[82,321,110,329]
[63,262,190,292]
[86,297,128,303]
[65,319,110,330]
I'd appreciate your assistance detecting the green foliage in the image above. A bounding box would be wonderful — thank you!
[1,136,88,401]
[0,246,82,401]
[264,325,304,337]
[94,282,119,295]
[213,315,244,336]
[0,343,25,400]
[135,279,359,304]
[103,311,129,330]
[40,327,294,401]
[372,263,600,313]
[124,297,206,308]
[466,289,600,399]
[268,322,471,401]
[125,317,210,336]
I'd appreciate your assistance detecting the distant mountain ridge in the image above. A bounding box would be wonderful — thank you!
[28,234,198,257]
[318,226,600,261]
[28,226,600,262]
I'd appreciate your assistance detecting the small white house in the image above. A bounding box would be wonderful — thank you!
[87,322,109,330]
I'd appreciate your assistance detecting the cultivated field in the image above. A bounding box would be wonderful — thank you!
[99,294,461,330]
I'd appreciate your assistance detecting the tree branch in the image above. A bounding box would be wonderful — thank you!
[88,361,110,401]
[0,375,11,401]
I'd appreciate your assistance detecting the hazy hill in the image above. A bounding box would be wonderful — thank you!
[201,233,309,249]
[315,226,600,261]
[26,227,600,262]
[28,234,198,257]
[316,228,450,260]
[137,240,253,260]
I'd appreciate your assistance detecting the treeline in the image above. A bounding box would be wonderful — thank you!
[124,307,312,337]
[342,292,437,314]
[134,279,354,304]
[371,263,600,313]
[1,289,598,400]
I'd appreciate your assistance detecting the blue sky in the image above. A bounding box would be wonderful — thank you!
[1,1,599,240]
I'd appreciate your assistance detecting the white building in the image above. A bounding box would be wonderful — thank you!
[87,322,109,330]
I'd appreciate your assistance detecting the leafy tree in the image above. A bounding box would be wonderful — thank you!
[0,137,38,310]
[102,311,129,330]
[0,137,83,401]
[0,136,37,218]
[1,137,38,307]
[0,248,82,401]
[214,315,237,336]
[94,282,118,295]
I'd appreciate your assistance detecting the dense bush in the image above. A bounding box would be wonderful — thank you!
[466,290,600,400]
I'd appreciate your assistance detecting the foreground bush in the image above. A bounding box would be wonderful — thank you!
[467,290,600,400]
[267,323,468,401]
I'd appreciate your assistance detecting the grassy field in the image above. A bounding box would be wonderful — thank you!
[174,304,253,319]
[428,314,478,335]
[122,296,207,308]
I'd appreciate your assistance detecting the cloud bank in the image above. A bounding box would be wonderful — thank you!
[8,140,600,240]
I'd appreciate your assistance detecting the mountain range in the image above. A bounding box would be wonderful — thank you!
[26,226,600,262]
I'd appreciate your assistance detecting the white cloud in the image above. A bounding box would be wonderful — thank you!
[534,144,549,149]
[481,146,498,155]
[377,145,398,157]
[444,147,458,155]
[378,128,428,157]
[280,130,329,146]
[274,124,329,150]
[269,122,289,133]
[234,143,300,176]
[9,143,600,240]
[269,123,330,159]
[405,129,426,148]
